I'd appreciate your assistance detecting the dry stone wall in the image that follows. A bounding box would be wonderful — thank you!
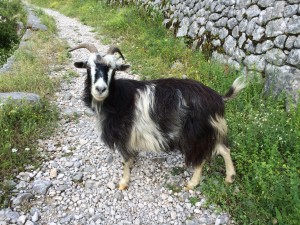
[108,0,300,104]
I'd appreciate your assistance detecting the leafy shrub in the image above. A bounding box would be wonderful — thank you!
[0,0,27,65]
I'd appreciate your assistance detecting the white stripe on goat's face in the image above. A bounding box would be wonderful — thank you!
[88,54,114,101]
[129,85,167,152]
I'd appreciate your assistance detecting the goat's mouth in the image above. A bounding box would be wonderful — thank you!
[91,91,108,102]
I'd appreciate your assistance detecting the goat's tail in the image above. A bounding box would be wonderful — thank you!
[223,75,247,102]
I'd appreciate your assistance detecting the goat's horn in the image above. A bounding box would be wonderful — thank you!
[69,43,98,53]
[107,46,125,60]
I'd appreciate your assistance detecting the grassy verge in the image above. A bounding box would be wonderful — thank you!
[0,8,68,207]
[30,1,300,224]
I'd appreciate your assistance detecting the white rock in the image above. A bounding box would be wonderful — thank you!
[31,211,39,222]
[49,168,57,178]
[17,215,27,224]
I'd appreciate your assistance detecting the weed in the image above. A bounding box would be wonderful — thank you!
[189,196,199,206]
[61,152,73,157]
[63,70,79,82]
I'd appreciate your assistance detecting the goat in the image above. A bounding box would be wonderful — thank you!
[69,43,246,190]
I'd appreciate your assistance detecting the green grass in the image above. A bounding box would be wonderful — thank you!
[30,1,300,224]
[0,8,68,207]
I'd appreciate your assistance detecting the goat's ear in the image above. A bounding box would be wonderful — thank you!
[74,61,87,68]
[116,64,130,71]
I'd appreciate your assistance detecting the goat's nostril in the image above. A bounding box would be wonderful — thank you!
[95,86,101,92]
[96,86,106,94]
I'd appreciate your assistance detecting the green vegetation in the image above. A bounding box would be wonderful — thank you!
[0,0,27,66]
[189,196,200,206]
[0,8,68,207]
[29,0,300,224]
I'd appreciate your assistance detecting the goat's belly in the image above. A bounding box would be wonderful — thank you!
[128,123,168,152]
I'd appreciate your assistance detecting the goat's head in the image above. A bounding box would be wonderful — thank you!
[69,43,130,101]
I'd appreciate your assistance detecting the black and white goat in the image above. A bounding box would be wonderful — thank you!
[69,43,246,190]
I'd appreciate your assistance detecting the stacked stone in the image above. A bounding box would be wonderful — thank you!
[107,0,300,105]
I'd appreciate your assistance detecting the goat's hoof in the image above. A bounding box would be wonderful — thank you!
[184,186,192,191]
[118,184,128,190]
[184,183,194,191]
[225,174,236,184]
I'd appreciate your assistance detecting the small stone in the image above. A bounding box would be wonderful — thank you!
[65,161,74,167]
[133,218,140,225]
[194,208,201,214]
[223,35,236,56]
[294,36,300,48]
[85,180,96,190]
[274,35,287,49]
[49,168,57,178]
[114,192,124,201]
[265,18,287,37]
[12,193,34,206]
[246,5,261,19]
[57,174,64,179]
[25,221,34,225]
[107,182,115,190]
[170,211,177,220]
[3,180,17,189]
[182,75,188,79]
[177,17,189,37]
[287,49,300,69]
[84,109,94,117]
[60,215,73,224]
[17,215,27,225]
[265,48,287,66]
[0,93,40,105]
[106,154,114,164]
[31,211,39,222]
[72,173,83,182]
[32,180,52,195]
[56,184,69,192]
[227,18,238,29]
[1,208,20,221]
[285,36,296,49]
[258,0,275,8]
[261,40,274,52]
[284,4,299,17]
[286,16,300,34]
[215,214,229,225]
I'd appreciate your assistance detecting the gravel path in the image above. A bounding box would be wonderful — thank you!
[1,8,231,225]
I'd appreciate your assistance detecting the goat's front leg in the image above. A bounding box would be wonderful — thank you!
[185,161,205,190]
[118,158,134,190]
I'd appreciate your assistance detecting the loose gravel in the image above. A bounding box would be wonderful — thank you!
[0,7,231,225]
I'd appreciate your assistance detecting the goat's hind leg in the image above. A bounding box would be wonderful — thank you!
[216,143,236,183]
[185,161,205,190]
[119,158,134,190]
